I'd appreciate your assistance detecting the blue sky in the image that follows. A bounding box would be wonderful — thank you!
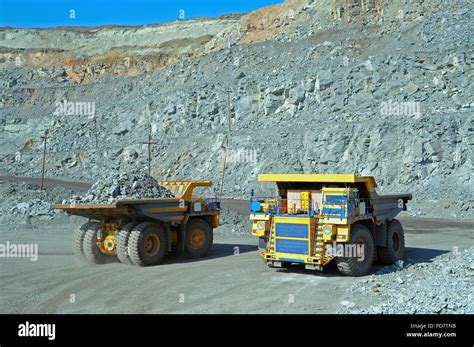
[0,0,283,28]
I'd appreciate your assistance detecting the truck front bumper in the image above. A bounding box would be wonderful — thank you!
[261,250,324,269]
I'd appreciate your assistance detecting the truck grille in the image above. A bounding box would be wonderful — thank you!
[275,223,308,238]
[275,239,308,254]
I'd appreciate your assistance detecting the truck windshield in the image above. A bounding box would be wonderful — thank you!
[324,195,347,205]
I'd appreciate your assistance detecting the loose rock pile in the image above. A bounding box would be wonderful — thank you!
[0,181,73,224]
[68,170,174,204]
[339,247,474,314]
[0,177,250,240]
[215,207,248,237]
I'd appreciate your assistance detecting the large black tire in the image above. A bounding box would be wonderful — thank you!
[128,222,167,267]
[83,223,109,264]
[335,223,375,277]
[184,219,213,258]
[377,219,405,265]
[116,222,136,265]
[73,221,98,260]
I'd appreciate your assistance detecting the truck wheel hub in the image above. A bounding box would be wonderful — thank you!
[190,229,205,249]
[144,234,160,256]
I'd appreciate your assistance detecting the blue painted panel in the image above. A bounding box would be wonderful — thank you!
[347,204,353,215]
[322,207,344,216]
[279,257,305,263]
[251,201,262,211]
[324,195,347,204]
[207,201,220,210]
[276,239,308,255]
[275,223,308,238]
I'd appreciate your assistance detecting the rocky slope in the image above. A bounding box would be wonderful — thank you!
[0,180,72,223]
[338,246,474,314]
[0,17,239,82]
[0,0,473,219]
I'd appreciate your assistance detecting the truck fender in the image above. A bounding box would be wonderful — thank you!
[375,223,387,247]
[160,223,173,252]
[177,224,186,251]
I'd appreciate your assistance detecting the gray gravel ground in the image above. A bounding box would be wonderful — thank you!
[0,180,74,224]
[338,247,474,314]
[0,201,473,314]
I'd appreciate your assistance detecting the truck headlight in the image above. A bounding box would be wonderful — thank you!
[323,225,332,235]
[257,221,266,231]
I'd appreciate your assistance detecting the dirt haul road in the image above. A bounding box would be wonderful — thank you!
[1,199,473,314]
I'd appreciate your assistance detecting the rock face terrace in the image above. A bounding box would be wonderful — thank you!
[0,0,473,220]
[0,18,239,81]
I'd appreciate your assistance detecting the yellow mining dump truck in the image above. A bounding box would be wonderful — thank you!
[51,181,220,267]
[250,174,412,276]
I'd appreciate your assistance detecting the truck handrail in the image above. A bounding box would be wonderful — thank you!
[250,196,318,216]
[205,198,221,212]
[250,196,374,218]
